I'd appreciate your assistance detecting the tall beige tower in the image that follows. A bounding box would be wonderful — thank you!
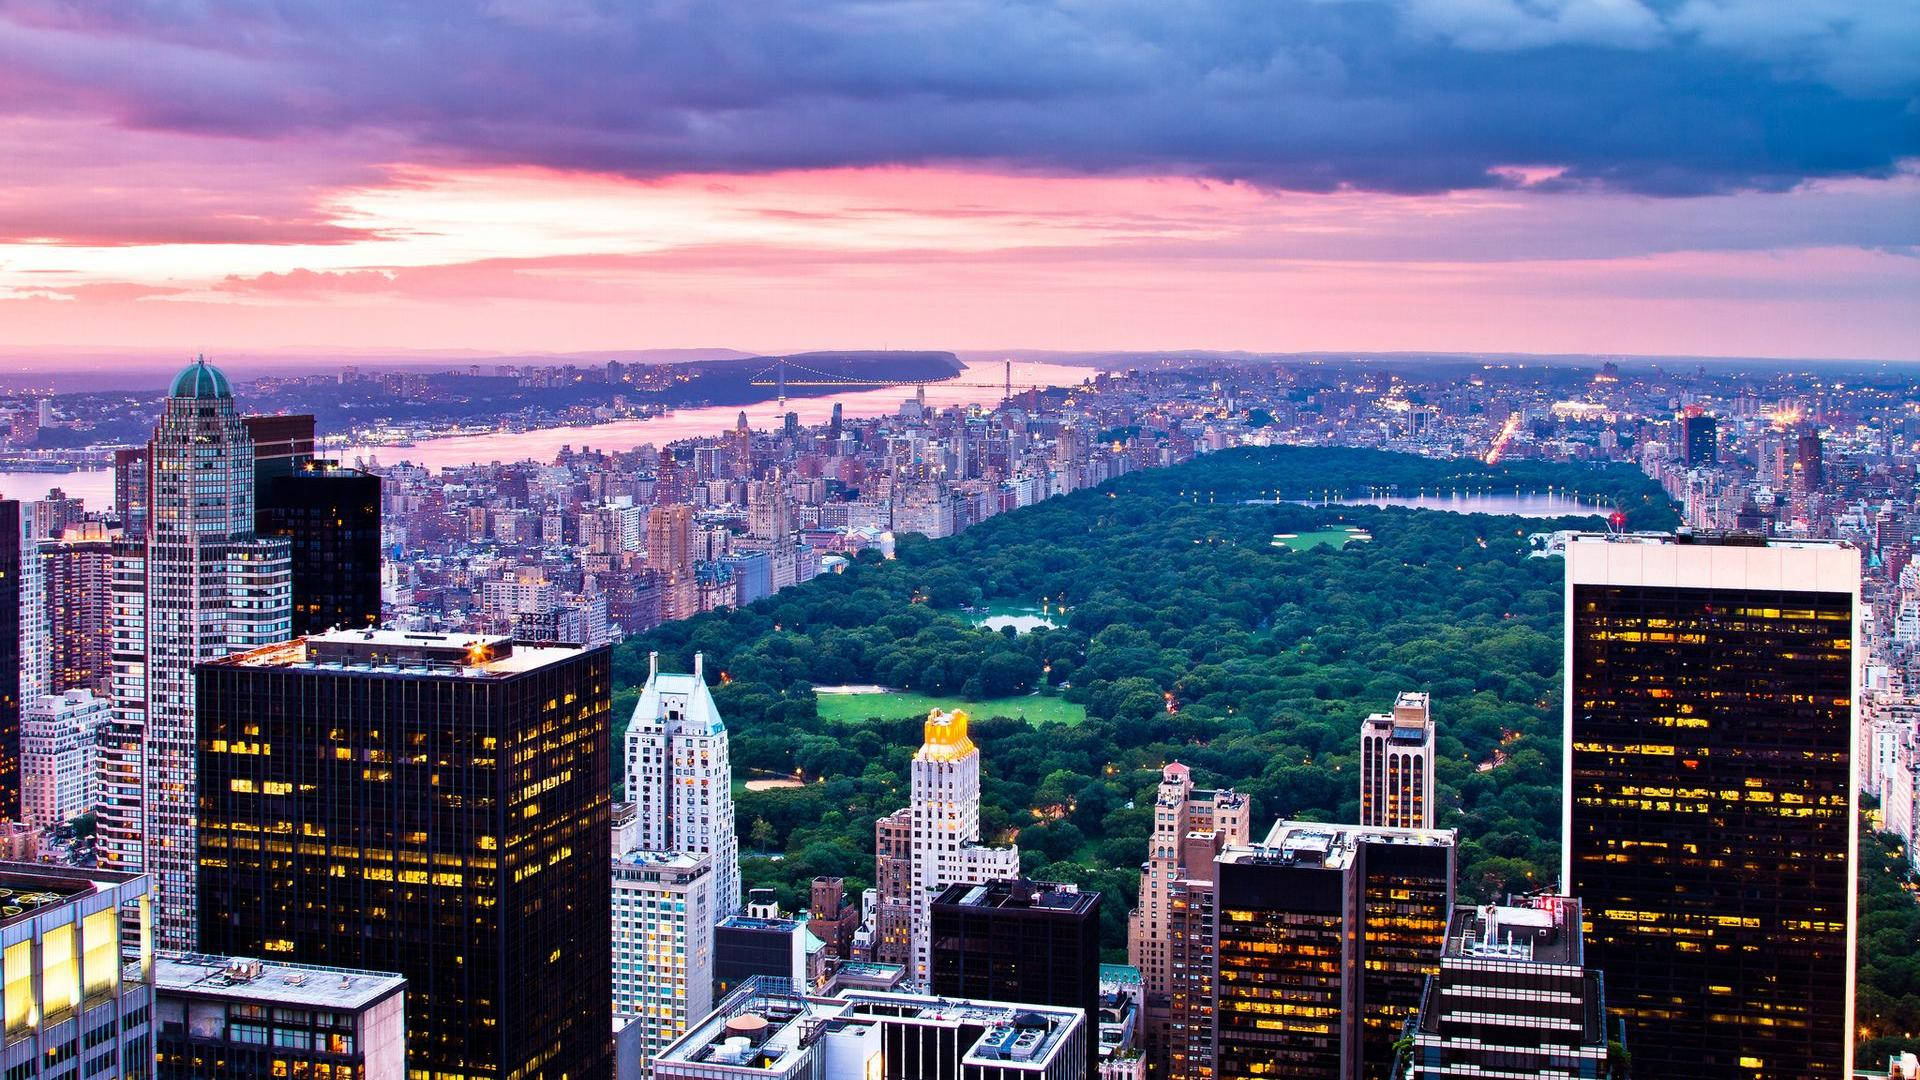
[1126,762,1250,1075]
[1359,690,1436,829]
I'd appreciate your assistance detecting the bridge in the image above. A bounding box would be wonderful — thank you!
[747,357,1044,408]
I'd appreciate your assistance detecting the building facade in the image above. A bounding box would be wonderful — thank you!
[154,954,406,1080]
[931,879,1102,1080]
[105,358,293,951]
[870,710,1020,987]
[255,460,382,637]
[610,850,715,1070]
[20,690,106,829]
[1212,822,1455,1080]
[1125,763,1249,1076]
[0,864,155,1080]
[1407,895,1611,1080]
[196,630,613,1080]
[1566,534,1857,1079]
[623,652,742,917]
[1357,691,1435,830]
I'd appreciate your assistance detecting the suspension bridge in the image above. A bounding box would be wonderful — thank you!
[748,357,1045,408]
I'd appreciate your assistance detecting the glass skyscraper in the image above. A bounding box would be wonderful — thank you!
[196,629,614,1080]
[1566,533,1858,1079]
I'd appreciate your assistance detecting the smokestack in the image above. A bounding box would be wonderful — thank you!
[649,651,659,681]
[695,651,704,681]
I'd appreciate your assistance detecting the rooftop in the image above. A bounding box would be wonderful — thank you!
[1444,895,1583,967]
[1240,819,1457,871]
[0,864,143,928]
[155,954,406,1012]
[932,878,1099,916]
[658,977,1083,1074]
[207,629,591,679]
[169,356,232,400]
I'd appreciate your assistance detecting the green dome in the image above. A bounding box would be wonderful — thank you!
[169,356,232,399]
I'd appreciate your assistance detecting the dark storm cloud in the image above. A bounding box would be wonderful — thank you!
[0,0,1913,195]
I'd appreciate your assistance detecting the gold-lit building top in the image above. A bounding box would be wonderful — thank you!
[916,709,974,763]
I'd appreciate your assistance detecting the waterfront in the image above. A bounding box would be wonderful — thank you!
[1278,491,1612,518]
[341,358,1095,473]
[0,358,1096,513]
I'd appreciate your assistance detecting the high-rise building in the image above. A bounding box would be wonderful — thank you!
[256,459,382,636]
[154,954,408,1080]
[808,877,859,962]
[1358,691,1435,829]
[196,629,613,1080]
[1565,533,1858,1079]
[623,652,741,916]
[113,447,149,537]
[1407,895,1612,1079]
[652,977,1090,1080]
[646,504,696,577]
[1163,834,1227,1080]
[713,890,811,1002]
[0,863,155,1080]
[1795,430,1826,493]
[41,534,114,696]
[20,690,107,829]
[100,540,146,875]
[104,358,293,950]
[610,849,715,1069]
[930,879,1101,1080]
[1126,763,1249,1075]
[1680,411,1717,467]
[870,710,1020,987]
[1212,821,1455,1080]
[0,500,24,820]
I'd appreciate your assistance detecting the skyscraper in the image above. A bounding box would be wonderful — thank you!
[1126,762,1249,1075]
[610,849,715,1069]
[870,710,1020,987]
[1211,821,1455,1080]
[1680,411,1717,467]
[196,629,614,1080]
[0,500,24,819]
[106,358,293,950]
[1358,690,1435,829]
[930,879,1102,1080]
[256,459,382,636]
[623,652,741,916]
[41,532,114,696]
[1565,533,1858,1079]
[1407,894,1612,1079]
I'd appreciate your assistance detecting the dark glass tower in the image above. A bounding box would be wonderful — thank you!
[929,878,1102,1080]
[0,500,21,818]
[1566,534,1857,1080]
[196,630,614,1080]
[1680,412,1717,467]
[256,461,382,635]
[1212,822,1455,1080]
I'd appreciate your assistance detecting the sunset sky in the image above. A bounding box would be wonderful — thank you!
[0,1,1914,359]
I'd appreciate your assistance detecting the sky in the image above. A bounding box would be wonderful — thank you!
[0,0,1915,360]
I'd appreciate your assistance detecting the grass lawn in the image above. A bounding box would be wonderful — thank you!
[1271,526,1371,551]
[815,689,1086,727]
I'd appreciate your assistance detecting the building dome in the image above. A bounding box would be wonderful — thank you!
[168,356,232,399]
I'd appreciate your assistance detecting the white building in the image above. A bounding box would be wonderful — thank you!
[625,652,742,916]
[104,358,292,950]
[611,849,716,1071]
[1358,690,1436,829]
[21,689,108,828]
[875,710,1021,987]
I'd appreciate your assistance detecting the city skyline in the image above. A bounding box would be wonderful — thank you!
[0,5,1914,359]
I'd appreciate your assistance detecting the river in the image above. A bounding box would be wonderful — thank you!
[0,358,1098,511]
[338,358,1096,472]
